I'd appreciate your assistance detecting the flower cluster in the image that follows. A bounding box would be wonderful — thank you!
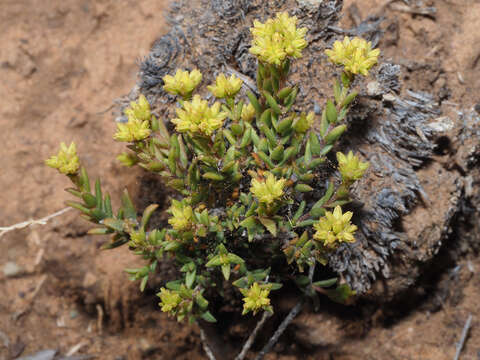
[313,206,357,248]
[250,12,307,65]
[45,142,80,175]
[168,200,193,231]
[241,103,256,122]
[337,151,370,182]
[158,288,181,313]
[250,172,286,205]
[325,36,380,76]
[207,74,243,99]
[114,95,152,142]
[171,95,227,136]
[163,69,202,99]
[240,283,273,315]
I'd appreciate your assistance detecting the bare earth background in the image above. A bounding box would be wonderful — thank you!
[1,0,479,359]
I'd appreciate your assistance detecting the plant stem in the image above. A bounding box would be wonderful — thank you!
[254,298,304,360]
[235,311,272,360]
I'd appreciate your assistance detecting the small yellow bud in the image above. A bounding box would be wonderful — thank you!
[113,119,151,142]
[163,69,202,98]
[313,205,357,248]
[250,172,286,205]
[240,282,272,315]
[129,229,146,248]
[114,95,152,142]
[124,94,151,122]
[336,151,369,182]
[207,74,243,99]
[168,199,194,231]
[171,95,227,136]
[325,36,380,76]
[241,103,256,123]
[250,12,308,65]
[158,288,181,313]
[45,142,80,175]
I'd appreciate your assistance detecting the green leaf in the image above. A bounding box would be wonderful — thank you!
[206,255,222,267]
[264,91,281,115]
[324,284,356,304]
[296,219,315,227]
[312,278,338,288]
[278,87,293,100]
[141,204,159,230]
[186,270,196,288]
[87,227,110,235]
[295,184,313,192]
[341,91,358,107]
[293,201,306,223]
[202,172,225,181]
[221,264,231,280]
[258,217,277,236]
[121,190,137,220]
[140,276,148,292]
[201,311,217,323]
[326,100,337,124]
[239,127,252,148]
[246,91,262,115]
[240,216,257,229]
[312,182,334,211]
[65,201,91,215]
[102,218,125,233]
[81,193,97,209]
[101,236,129,249]
[324,125,346,145]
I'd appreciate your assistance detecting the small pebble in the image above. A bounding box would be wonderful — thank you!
[70,309,79,319]
[474,103,480,114]
[3,261,22,277]
[17,349,57,360]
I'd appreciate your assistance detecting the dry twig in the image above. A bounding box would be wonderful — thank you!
[235,311,272,360]
[0,207,71,239]
[453,314,473,360]
[254,299,304,360]
[199,327,217,360]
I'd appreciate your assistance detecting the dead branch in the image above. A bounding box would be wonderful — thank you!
[0,207,71,239]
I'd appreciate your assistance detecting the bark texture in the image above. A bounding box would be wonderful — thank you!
[124,0,479,301]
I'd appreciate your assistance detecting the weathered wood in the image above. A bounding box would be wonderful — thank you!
[125,0,478,301]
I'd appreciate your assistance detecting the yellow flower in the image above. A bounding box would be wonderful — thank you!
[45,142,80,175]
[158,288,181,313]
[163,69,202,98]
[240,282,272,315]
[207,74,243,98]
[171,95,227,136]
[250,12,308,65]
[124,94,151,122]
[114,95,152,142]
[129,229,146,248]
[250,172,286,204]
[336,151,369,182]
[325,36,380,76]
[113,118,151,142]
[313,205,357,248]
[241,103,256,123]
[168,200,193,231]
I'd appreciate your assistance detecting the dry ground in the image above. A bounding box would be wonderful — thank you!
[1,0,479,359]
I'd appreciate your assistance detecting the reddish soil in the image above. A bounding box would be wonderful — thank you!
[1,1,479,359]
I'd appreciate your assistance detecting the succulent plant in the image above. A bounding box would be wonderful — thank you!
[47,12,379,323]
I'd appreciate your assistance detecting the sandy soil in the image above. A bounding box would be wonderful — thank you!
[1,0,479,359]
